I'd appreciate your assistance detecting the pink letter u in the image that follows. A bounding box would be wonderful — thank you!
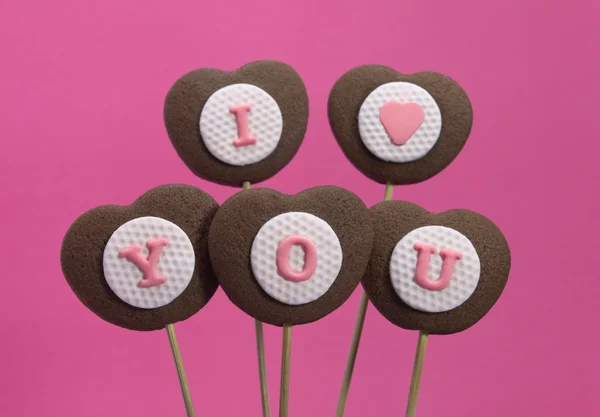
[413,242,462,291]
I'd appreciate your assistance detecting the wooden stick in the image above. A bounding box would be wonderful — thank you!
[383,182,394,201]
[255,318,271,417]
[279,324,292,417]
[243,180,271,417]
[405,331,429,417]
[165,323,196,417]
[335,182,394,417]
[335,292,369,417]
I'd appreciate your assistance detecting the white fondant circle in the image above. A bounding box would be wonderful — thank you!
[250,212,343,306]
[103,216,195,309]
[358,82,442,162]
[390,225,480,313]
[199,83,283,166]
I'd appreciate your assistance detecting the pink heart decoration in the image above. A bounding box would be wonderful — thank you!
[379,101,425,146]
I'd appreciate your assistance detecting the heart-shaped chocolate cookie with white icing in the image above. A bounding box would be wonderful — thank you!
[164,60,309,187]
[60,184,219,331]
[208,186,374,326]
[362,200,510,334]
[328,65,473,185]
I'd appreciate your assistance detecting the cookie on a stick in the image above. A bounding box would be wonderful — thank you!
[363,200,511,416]
[327,64,474,417]
[164,60,309,417]
[208,186,374,417]
[61,184,219,416]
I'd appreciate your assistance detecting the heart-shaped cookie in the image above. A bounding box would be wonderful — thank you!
[164,60,309,187]
[328,65,473,185]
[60,184,220,331]
[362,200,511,334]
[208,186,374,326]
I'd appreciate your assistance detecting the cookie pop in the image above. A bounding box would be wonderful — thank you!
[363,201,511,416]
[327,64,474,416]
[61,185,219,416]
[164,60,309,417]
[208,186,374,417]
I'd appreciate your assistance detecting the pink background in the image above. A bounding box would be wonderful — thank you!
[1,0,598,416]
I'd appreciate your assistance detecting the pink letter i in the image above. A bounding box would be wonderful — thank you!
[230,104,257,147]
[119,237,169,288]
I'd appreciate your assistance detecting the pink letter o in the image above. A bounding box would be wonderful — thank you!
[275,235,317,282]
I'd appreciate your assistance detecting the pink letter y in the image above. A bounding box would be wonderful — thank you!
[119,237,168,288]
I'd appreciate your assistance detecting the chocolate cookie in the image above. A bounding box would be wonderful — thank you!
[328,65,473,185]
[164,60,309,187]
[60,184,220,331]
[362,200,510,334]
[208,186,374,326]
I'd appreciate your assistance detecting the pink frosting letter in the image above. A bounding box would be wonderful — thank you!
[119,237,169,288]
[413,242,462,291]
[276,235,317,282]
[230,104,257,147]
